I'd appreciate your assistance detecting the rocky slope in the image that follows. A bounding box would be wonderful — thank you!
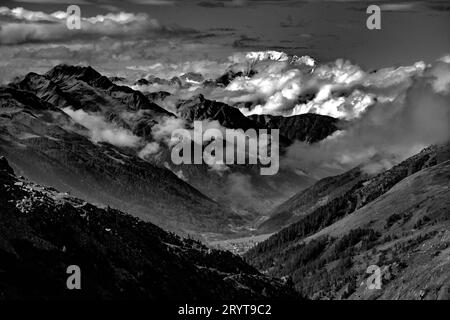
[176,94,262,131]
[249,113,341,144]
[17,66,171,117]
[0,156,298,300]
[0,85,243,235]
[245,143,450,299]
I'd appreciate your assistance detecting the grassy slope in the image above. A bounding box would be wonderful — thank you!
[245,145,450,299]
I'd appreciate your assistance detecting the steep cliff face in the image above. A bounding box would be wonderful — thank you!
[0,156,298,300]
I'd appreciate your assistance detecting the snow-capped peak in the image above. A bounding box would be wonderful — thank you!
[245,50,316,68]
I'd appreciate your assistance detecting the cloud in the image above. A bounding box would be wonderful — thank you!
[197,0,247,8]
[121,50,432,122]
[0,6,195,45]
[197,1,226,7]
[139,142,161,158]
[232,35,261,49]
[0,7,60,22]
[429,59,450,94]
[129,0,176,5]
[425,2,450,12]
[129,59,232,81]
[151,117,186,145]
[0,37,233,89]
[224,172,256,207]
[281,62,450,178]
[227,65,304,114]
[219,52,428,120]
[63,107,141,147]
[288,88,374,119]
[13,0,89,3]
[439,55,450,64]
[63,106,191,163]
[379,3,418,12]
[29,49,449,182]
[63,107,186,161]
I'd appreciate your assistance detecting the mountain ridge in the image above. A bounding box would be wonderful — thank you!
[0,156,298,300]
[245,143,450,299]
[0,81,244,235]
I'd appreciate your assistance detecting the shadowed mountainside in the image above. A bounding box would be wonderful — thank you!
[0,156,298,300]
[249,113,341,144]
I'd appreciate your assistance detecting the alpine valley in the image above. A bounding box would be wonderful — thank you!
[0,56,449,300]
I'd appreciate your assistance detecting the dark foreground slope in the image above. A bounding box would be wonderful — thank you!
[0,157,297,300]
[245,144,450,299]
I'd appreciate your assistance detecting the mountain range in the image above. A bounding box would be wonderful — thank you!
[2,64,342,235]
[0,156,297,300]
[1,64,448,300]
[0,69,244,235]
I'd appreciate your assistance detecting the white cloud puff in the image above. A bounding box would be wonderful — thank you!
[139,141,161,158]
[221,52,430,120]
[282,70,450,178]
[429,60,450,94]
[0,6,186,45]
[63,107,141,147]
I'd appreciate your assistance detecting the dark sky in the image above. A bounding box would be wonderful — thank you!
[0,0,449,81]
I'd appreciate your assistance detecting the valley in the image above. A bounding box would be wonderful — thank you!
[1,62,448,300]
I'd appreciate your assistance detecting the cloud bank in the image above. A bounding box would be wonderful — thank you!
[0,6,194,45]
[63,107,141,147]
[221,54,427,120]
[281,59,450,178]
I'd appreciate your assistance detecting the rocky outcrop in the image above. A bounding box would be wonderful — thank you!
[249,113,341,144]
